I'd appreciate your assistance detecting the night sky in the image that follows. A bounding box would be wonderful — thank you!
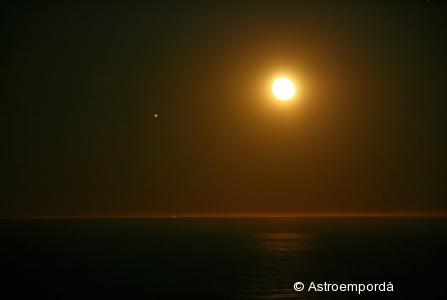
[2,2,447,218]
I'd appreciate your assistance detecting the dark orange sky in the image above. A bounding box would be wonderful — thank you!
[1,2,447,218]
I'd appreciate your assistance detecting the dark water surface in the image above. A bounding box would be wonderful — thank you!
[1,217,446,299]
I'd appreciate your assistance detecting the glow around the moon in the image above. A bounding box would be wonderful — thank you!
[272,78,295,100]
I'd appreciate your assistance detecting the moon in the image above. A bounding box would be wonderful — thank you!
[272,78,295,100]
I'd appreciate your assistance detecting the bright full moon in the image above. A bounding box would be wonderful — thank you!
[272,77,295,100]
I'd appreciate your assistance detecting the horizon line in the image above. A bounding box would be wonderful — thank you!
[2,212,447,220]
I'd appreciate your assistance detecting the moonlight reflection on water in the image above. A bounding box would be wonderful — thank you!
[242,233,318,299]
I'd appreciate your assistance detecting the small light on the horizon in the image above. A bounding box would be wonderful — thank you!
[154,114,158,118]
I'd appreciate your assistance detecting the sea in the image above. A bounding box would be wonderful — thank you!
[1,217,446,299]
